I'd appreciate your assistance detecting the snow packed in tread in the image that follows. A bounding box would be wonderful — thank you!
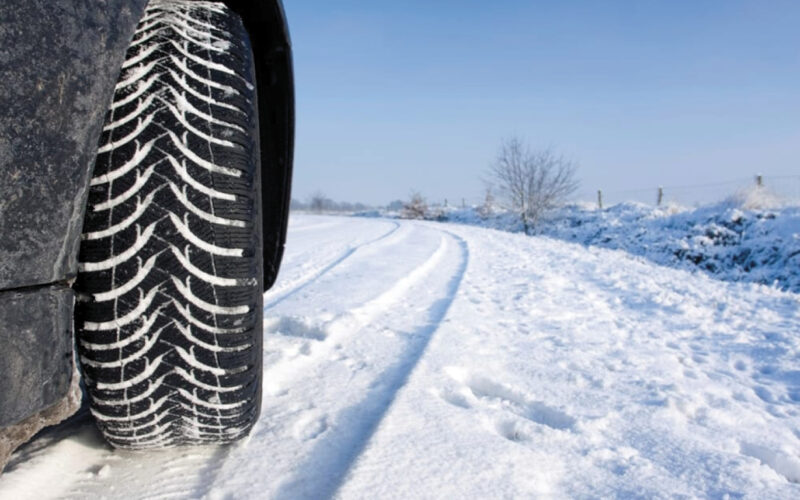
[74,0,262,448]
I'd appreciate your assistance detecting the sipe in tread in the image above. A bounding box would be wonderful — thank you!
[74,0,263,448]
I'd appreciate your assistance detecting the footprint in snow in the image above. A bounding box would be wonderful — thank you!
[754,386,776,404]
[264,315,327,341]
[442,367,576,433]
[292,413,328,442]
[438,387,471,409]
[494,418,529,442]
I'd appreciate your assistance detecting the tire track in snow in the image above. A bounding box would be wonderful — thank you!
[258,226,453,396]
[271,230,470,499]
[287,220,343,233]
[263,221,401,310]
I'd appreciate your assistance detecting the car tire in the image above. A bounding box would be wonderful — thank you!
[74,0,263,448]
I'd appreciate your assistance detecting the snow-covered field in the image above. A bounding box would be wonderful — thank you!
[2,215,800,499]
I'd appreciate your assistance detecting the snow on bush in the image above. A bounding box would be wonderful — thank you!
[538,200,800,292]
[366,193,800,292]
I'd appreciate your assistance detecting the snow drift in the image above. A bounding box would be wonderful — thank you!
[391,192,800,293]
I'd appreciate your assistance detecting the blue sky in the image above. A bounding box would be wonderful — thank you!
[283,1,800,206]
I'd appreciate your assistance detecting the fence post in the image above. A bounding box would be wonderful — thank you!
[657,186,663,206]
[444,198,448,207]
[462,198,466,208]
[597,190,603,210]
[756,174,763,187]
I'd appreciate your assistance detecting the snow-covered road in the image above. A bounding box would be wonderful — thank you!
[3,215,800,499]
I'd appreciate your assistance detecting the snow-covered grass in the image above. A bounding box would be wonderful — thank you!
[540,201,800,293]
[2,215,798,498]
[375,189,800,293]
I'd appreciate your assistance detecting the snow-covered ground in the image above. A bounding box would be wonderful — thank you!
[2,215,800,498]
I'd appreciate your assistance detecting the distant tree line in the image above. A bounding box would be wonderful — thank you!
[290,191,372,213]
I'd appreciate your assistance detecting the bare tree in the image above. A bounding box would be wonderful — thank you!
[402,191,428,220]
[489,137,579,233]
[309,191,329,213]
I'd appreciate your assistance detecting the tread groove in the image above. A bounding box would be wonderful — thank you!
[75,0,262,448]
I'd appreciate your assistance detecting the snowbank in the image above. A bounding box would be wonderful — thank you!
[374,194,800,293]
[543,200,799,293]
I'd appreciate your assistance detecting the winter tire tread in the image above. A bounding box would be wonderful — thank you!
[74,0,263,449]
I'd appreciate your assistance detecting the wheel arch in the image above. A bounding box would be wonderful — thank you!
[223,0,295,290]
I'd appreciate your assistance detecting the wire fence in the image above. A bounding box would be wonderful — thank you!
[590,174,800,208]
[768,174,800,203]
[432,174,800,211]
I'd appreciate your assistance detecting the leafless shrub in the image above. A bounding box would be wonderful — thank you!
[309,191,330,213]
[402,191,428,219]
